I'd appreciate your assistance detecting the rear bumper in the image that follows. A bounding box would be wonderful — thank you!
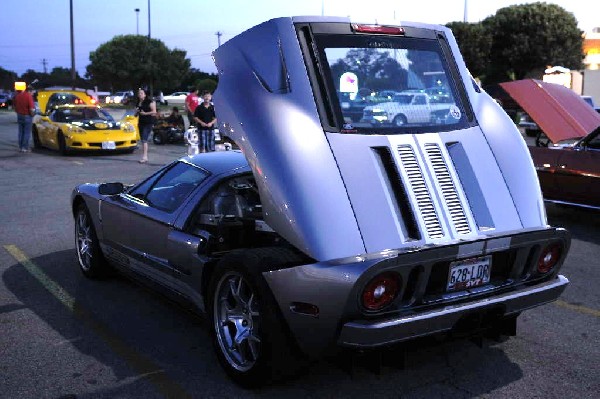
[339,275,568,348]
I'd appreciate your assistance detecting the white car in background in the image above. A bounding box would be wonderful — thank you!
[105,91,134,105]
[162,91,189,105]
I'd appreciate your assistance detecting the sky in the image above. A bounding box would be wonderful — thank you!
[0,0,596,86]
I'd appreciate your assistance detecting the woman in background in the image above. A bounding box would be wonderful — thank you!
[136,88,157,163]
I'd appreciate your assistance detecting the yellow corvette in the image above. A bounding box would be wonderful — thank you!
[33,90,139,154]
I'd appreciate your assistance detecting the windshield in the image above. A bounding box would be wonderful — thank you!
[315,33,470,134]
[53,107,116,123]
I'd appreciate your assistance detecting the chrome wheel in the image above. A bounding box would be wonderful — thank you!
[214,271,261,372]
[393,114,407,126]
[75,210,93,272]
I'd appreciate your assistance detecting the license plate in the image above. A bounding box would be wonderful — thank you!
[447,256,492,291]
[102,141,116,150]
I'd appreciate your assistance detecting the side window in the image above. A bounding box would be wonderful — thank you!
[414,95,427,105]
[188,174,262,233]
[140,162,210,213]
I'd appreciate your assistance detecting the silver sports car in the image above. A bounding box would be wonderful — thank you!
[72,16,570,387]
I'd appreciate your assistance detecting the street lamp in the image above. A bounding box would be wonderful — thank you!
[135,8,140,35]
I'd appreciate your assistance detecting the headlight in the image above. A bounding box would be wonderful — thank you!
[67,125,86,134]
[121,122,136,133]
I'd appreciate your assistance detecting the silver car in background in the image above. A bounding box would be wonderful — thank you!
[73,16,570,387]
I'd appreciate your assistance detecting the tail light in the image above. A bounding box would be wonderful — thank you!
[537,243,563,274]
[361,272,400,311]
[352,24,405,35]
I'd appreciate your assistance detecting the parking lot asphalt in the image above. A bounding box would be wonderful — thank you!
[0,109,599,398]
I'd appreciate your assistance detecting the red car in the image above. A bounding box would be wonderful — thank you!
[500,79,600,209]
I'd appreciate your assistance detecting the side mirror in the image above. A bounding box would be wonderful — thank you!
[98,182,125,196]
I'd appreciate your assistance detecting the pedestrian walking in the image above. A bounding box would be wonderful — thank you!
[193,91,217,152]
[185,88,199,127]
[14,86,35,153]
[135,88,157,163]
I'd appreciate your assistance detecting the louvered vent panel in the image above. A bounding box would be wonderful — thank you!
[397,145,444,239]
[424,143,471,235]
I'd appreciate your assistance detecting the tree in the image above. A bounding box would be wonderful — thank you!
[0,66,18,90]
[195,78,218,93]
[445,22,492,79]
[86,35,191,91]
[482,2,583,83]
[180,68,218,92]
[329,48,407,92]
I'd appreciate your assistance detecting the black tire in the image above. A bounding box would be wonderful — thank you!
[74,203,111,279]
[535,131,550,147]
[152,132,164,145]
[393,114,407,127]
[525,128,538,138]
[32,126,41,149]
[58,130,69,155]
[207,247,305,387]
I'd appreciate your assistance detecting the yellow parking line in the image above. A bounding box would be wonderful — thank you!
[554,300,600,318]
[3,244,192,399]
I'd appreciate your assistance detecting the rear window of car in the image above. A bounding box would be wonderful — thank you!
[299,24,472,135]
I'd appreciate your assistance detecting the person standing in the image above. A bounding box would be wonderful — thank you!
[193,91,217,152]
[185,87,199,127]
[136,88,157,163]
[14,86,35,153]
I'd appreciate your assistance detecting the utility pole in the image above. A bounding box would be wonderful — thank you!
[147,0,151,39]
[463,0,468,22]
[69,0,76,88]
[135,8,140,35]
[41,59,48,74]
[216,31,222,47]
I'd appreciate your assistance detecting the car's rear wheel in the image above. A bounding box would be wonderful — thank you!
[32,126,41,149]
[75,203,110,279]
[208,248,305,387]
[152,132,164,145]
[393,114,407,126]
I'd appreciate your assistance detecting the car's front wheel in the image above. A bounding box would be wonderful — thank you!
[393,114,407,126]
[208,248,304,387]
[75,203,110,279]
[58,130,69,155]
[32,126,41,149]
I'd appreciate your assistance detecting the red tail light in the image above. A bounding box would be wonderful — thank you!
[361,272,400,311]
[537,243,563,274]
[352,24,405,35]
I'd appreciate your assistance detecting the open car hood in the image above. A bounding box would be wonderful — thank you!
[500,79,600,143]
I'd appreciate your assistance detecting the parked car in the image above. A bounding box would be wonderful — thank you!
[581,95,600,113]
[73,17,570,387]
[162,91,188,105]
[0,93,11,108]
[33,90,138,154]
[105,91,134,105]
[501,79,600,209]
[361,91,454,126]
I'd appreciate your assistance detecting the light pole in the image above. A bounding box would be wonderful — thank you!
[135,8,140,35]
[69,0,75,88]
[147,0,151,39]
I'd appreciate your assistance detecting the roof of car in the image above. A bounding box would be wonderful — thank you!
[181,150,250,175]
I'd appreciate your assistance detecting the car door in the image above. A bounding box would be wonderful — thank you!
[552,134,600,207]
[558,132,600,207]
[123,161,210,289]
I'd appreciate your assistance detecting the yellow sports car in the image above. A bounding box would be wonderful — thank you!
[33,90,139,154]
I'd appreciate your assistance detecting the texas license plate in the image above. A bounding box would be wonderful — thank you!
[102,141,116,150]
[447,255,492,291]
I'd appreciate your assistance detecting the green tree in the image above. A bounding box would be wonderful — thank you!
[0,66,18,90]
[180,68,218,92]
[86,35,191,91]
[482,2,583,83]
[195,78,218,93]
[445,22,492,79]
